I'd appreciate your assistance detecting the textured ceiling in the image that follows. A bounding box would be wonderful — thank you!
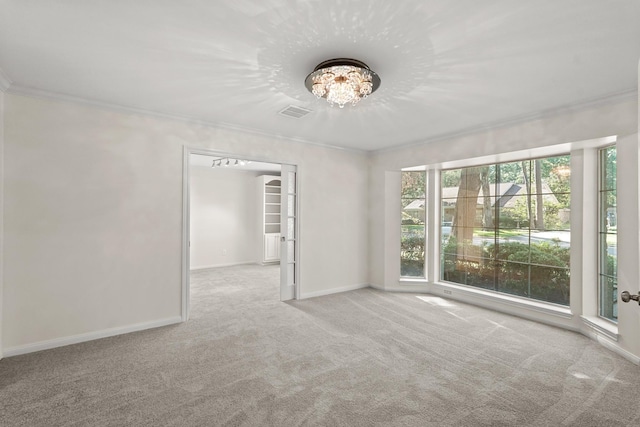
[1,0,639,151]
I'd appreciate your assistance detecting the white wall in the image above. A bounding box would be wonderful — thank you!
[614,133,640,360]
[2,93,369,355]
[6,88,636,359]
[369,95,640,359]
[0,90,4,359]
[189,167,260,269]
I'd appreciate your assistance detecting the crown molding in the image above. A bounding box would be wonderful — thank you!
[5,84,366,153]
[6,83,636,154]
[375,88,638,154]
[0,67,12,92]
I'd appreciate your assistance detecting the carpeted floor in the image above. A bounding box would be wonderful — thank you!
[1,264,640,426]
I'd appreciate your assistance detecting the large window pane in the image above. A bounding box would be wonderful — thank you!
[599,146,617,322]
[440,155,571,305]
[529,265,570,305]
[497,261,531,299]
[401,171,426,277]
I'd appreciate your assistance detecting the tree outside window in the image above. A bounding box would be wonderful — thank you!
[441,156,571,305]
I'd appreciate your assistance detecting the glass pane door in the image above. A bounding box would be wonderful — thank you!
[280,164,297,301]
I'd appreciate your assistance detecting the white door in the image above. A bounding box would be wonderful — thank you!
[280,165,297,301]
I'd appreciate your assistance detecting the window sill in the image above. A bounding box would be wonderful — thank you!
[581,315,619,341]
[432,281,573,319]
[399,277,428,285]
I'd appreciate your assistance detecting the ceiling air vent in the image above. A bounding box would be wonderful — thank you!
[278,105,312,119]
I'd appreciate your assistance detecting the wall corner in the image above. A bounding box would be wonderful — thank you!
[0,89,5,360]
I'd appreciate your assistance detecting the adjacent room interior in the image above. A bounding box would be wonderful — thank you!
[187,153,285,308]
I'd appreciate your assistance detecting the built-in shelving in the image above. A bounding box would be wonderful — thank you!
[258,176,281,263]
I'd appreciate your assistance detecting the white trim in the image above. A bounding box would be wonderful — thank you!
[3,316,182,358]
[581,315,619,341]
[183,147,303,318]
[294,166,302,300]
[377,283,638,364]
[378,284,431,293]
[279,164,297,302]
[0,91,4,360]
[433,136,616,171]
[376,89,637,154]
[431,282,574,319]
[190,261,258,271]
[186,147,292,175]
[299,283,370,299]
[6,85,363,153]
[398,278,429,285]
[582,330,640,365]
[0,67,11,92]
[6,84,634,155]
[182,147,190,322]
[427,169,440,283]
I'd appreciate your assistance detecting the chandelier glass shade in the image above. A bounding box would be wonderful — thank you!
[304,59,381,108]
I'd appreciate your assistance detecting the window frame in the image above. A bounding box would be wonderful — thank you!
[394,136,622,332]
[438,154,572,306]
[400,170,427,279]
[597,144,617,323]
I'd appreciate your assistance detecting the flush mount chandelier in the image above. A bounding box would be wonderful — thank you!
[304,58,381,108]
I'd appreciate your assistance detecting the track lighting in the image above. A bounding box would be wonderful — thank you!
[210,157,252,168]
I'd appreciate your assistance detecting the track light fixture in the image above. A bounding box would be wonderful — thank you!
[210,157,253,168]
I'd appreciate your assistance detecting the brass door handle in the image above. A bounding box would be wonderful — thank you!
[621,291,640,305]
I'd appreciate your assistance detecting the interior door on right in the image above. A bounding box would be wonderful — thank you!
[279,164,297,301]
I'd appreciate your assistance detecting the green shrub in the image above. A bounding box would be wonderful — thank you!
[401,233,425,277]
[440,238,570,305]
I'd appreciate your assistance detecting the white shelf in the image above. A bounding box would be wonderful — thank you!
[259,175,281,263]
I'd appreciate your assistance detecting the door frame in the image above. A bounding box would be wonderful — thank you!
[181,146,301,321]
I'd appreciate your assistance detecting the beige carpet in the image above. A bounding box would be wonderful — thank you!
[1,264,640,426]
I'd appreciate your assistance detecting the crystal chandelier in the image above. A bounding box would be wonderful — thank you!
[304,59,381,108]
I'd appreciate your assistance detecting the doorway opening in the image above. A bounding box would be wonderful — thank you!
[181,148,299,321]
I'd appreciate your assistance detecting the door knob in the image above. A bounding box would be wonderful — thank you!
[621,291,640,304]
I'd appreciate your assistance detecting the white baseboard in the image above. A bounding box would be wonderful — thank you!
[299,283,370,299]
[190,261,257,271]
[374,284,431,293]
[379,283,639,364]
[581,329,640,365]
[3,316,183,358]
